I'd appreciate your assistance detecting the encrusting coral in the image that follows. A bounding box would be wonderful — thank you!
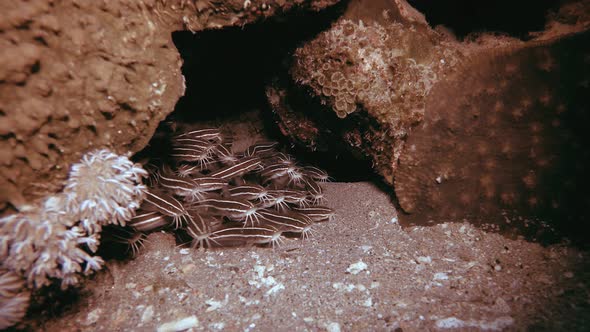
[284,16,463,184]
[0,149,147,329]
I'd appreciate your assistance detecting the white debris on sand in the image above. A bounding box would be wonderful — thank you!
[141,305,154,323]
[346,261,368,275]
[82,308,102,326]
[156,316,199,332]
[326,321,341,332]
[433,272,449,280]
[205,295,229,312]
[248,264,285,297]
[435,316,514,330]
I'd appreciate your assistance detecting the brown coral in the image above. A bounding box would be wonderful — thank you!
[0,0,341,215]
[281,3,464,183]
[269,0,590,239]
[395,32,590,238]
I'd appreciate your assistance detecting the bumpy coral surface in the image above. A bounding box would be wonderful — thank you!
[272,0,590,237]
[0,0,184,213]
[294,19,441,120]
[288,5,463,183]
[395,31,590,240]
[0,0,340,215]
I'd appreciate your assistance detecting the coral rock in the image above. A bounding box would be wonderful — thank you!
[395,31,590,238]
[269,0,590,238]
[0,0,340,213]
[288,4,462,182]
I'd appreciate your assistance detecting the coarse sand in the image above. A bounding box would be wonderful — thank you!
[35,182,589,331]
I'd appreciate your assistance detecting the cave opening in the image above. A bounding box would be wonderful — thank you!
[131,0,588,248]
[407,0,562,40]
[135,1,378,184]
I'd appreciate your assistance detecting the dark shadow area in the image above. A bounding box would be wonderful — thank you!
[22,283,86,331]
[171,3,346,121]
[137,0,377,182]
[408,0,562,40]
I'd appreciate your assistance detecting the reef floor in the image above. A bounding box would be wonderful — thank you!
[33,182,589,331]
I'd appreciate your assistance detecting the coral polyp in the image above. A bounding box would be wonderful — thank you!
[65,149,148,228]
[0,149,148,329]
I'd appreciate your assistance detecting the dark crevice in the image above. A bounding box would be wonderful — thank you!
[171,3,347,122]
[408,0,562,40]
[139,0,375,182]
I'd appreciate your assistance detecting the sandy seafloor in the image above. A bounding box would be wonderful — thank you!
[33,182,589,331]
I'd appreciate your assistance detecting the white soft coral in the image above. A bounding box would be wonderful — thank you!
[0,149,147,294]
[65,149,147,230]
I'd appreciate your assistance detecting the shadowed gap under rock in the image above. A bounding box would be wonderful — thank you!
[135,0,589,248]
[408,0,561,40]
[136,0,378,182]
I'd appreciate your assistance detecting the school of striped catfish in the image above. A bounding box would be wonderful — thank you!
[104,127,335,255]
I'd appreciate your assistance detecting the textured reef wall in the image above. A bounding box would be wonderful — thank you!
[0,0,339,214]
[0,1,341,328]
[395,32,590,232]
[283,0,464,184]
[269,0,590,237]
[0,1,182,213]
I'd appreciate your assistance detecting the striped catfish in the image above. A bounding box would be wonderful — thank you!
[171,146,214,166]
[207,224,283,248]
[302,166,331,182]
[157,169,203,200]
[243,141,278,157]
[196,197,260,226]
[127,211,170,232]
[102,227,148,257]
[259,164,289,183]
[260,189,290,210]
[141,189,188,229]
[208,157,262,180]
[281,189,309,206]
[300,175,325,204]
[214,143,238,165]
[226,184,269,202]
[193,176,227,191]
[172,137,212,149]
[176,164,201,178]
[184,210,222,248]
[292,206,335,222]
[270,152,295,166]
[257,209,313,239]
[173,138,219,158]
[173,128,223,142]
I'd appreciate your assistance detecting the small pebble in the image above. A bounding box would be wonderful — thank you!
[157,316,199,332]
[83,308,102,326]
[433,272,449,281]
[326,322,341,332]
[141,306,154,323]
[347,261,368,275]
